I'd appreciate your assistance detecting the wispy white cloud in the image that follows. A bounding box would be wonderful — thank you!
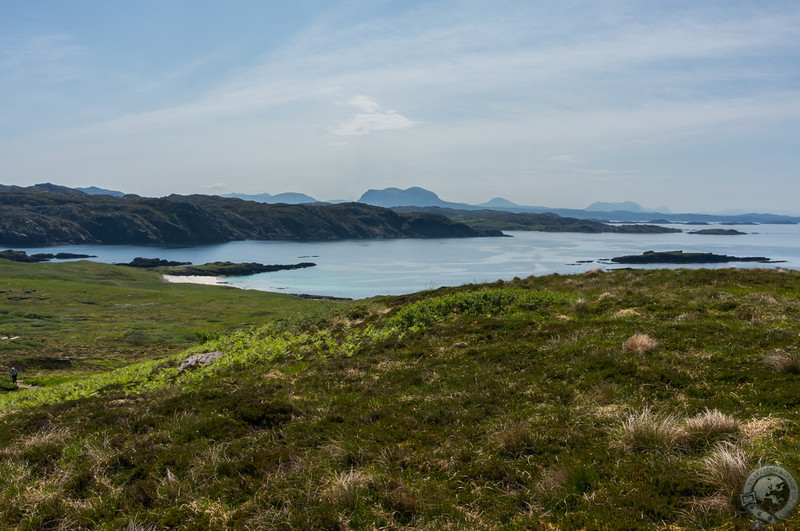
[344,95,380,112]
[332,96,414,136]
[50,4,800,140]
[0,33,87,79]
[333,110,415,136]
[0,33,85,67]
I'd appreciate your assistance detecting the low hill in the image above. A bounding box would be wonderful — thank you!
[477,197,520,208]
[0,185,500,245]
[1,267,798,528]
[392,206,681,233]
[76,186,126,197]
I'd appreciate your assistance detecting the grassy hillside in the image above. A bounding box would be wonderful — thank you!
[0,187,500,245]
[1,267,800,529]
[0,260,323,386]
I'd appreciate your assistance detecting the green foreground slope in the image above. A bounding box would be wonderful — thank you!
[1,267,800,529]
[0,260,322,384]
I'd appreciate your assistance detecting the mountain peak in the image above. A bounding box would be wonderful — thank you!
[358,187,444,207]
[478,197,519,208]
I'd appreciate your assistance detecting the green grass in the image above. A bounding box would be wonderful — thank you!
[1,266,799,528]
[0,260,325,382]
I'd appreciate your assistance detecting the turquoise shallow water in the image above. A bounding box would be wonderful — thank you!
[15,224,800,299]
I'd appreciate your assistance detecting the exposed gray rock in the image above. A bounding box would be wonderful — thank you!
[178,351,225,374]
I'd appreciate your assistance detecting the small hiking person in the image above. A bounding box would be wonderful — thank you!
[9,367,17,385]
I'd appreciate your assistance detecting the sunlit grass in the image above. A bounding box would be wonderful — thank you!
[0,267,799,528]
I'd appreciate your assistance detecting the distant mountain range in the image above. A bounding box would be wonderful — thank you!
[221,192,319,204]
[585,201,671,214]
[355,187,797,224]
[4,184,798,225]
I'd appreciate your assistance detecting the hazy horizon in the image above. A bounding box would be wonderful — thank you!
[7,181,797,217]
[2,1,799,213]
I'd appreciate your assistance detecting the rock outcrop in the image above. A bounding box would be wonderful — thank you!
[610,250,774,264]
[177,351,225,374]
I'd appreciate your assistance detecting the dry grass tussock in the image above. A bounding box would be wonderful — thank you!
[572,298,589,313]
[614,308,640,318]
[762,351,800,374]
[620,408,684,452]
[621,408,742,453]
[680,494,738,527]
[683,409,741,447]
[324,469,372,505]
[699,442,751,509]
[622,333,658,354]
[125,520,160,531]
[13,426,72,450]
[490,421,535,455]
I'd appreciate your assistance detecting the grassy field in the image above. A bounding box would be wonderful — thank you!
[0,260,324,386]
[1,265,799,529]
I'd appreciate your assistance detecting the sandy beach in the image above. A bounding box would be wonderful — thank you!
[162,275,227,286]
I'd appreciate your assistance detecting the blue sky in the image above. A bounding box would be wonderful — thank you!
[1,1,799,213]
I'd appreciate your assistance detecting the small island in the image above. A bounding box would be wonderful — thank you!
[161,261,316,277]
[609,250,776,264]
[0,250,96,263]
[117,257,192,268]
[116,257,317,276]
[688,229,746,235]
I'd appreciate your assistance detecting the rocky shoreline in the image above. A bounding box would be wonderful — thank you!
[162,261,316,277]
[0,250,95,263]
[112,257,316,276]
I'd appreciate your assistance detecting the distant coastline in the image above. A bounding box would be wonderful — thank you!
[0,185,501,246]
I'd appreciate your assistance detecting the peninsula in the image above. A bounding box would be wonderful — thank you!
[0,185,501,246]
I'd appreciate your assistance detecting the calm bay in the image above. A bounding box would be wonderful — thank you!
[14,223,800,299]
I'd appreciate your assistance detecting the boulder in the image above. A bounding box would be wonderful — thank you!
[177,351,225,374]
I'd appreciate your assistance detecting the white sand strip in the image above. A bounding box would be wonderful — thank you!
[162,275,226,286]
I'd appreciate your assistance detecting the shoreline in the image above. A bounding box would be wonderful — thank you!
[160,275,352,300]
[162,274,227,286]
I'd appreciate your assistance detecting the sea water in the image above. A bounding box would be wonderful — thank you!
[12,223,800,299]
